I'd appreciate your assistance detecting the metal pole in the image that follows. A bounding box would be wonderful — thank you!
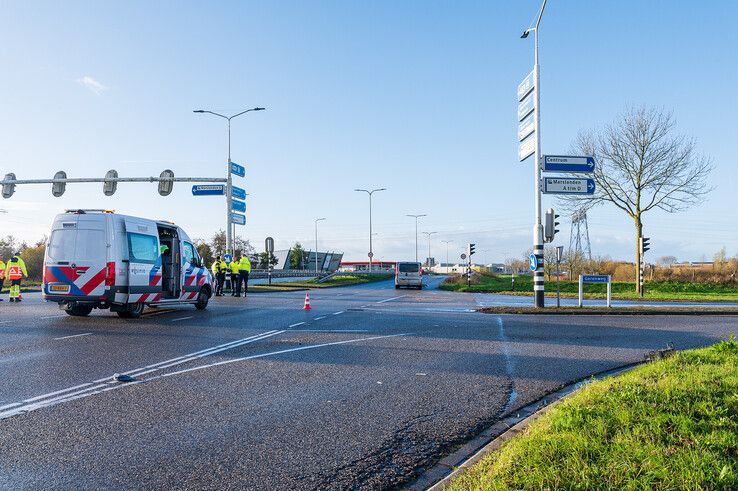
[415,219,418,262]
[226,119,232,256]
[556,257,561,308]
[369,192,373,272]
[532,1,547,308]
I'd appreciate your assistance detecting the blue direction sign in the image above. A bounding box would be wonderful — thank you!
[191,184,225,196]
[543,177,595,195]
[529,254,538,272]
[582,275,610,283]
[224,253,233,264]
[229,162,245,177]
[542,155,595,173]
[231,199,246,213]
[231,212,246,225]
[231,185,246,200]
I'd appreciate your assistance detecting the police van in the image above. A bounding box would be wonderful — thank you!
[43,210,213,318]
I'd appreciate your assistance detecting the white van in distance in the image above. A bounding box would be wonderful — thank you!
[43,210,213,318]
[395,261,423,289]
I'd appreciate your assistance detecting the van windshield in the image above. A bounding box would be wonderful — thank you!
[47,229,106,262]
[398,263,420,273]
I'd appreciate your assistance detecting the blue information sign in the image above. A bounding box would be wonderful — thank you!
[542,155,595,173]
[231,185,246,200]
[224,254,233,264]
[231,212,246,225]
[529,254,538,272]
[582,275,610,283]
[191,184,225,196]
[231,199,246,213]
[229,162,245,177]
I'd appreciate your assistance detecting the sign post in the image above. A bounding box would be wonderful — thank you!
[265,237,274,285]
[578,275,611,308]
[555,245,564,307]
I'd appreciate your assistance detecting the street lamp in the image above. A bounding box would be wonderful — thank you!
[194,106,265,255]
[441,240,453,273]
[315,217,326,274]
[422,231,437,268]
[521,0,548,308]
[354,188,386,271]
[406,214,426,262]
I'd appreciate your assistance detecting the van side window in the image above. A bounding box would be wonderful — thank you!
[182,242,195,265]
[127,233,159,264]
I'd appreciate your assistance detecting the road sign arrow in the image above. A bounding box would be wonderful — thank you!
[588,180,595,192]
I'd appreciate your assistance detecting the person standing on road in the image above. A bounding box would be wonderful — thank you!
[7,252,27,302]
[230,254,240,297]
[211,255,226,297]
[0,254,6,302]
[236,254,251,298]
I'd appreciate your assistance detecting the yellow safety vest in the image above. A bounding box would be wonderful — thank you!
[238,257,251,273]
[0,260,5,279]
[230,261,239,274]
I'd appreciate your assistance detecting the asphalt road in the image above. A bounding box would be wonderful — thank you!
[1,278,736,489]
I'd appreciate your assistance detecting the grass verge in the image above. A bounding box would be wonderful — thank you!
[446,337,738,490]
[272,274,393,289]
[441,274,738,302]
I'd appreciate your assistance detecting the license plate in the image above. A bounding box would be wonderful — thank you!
[49,284,70,293]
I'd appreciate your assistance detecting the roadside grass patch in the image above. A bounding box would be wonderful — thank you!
[441,274,738,302]
[275,274,393,289]
[447,338,738,490]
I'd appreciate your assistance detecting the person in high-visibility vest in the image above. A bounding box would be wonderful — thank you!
[236,254,251,298]
[7,252,28,302]
[229,256,240,297]
[211,255,227,297]
[0,254,6,302]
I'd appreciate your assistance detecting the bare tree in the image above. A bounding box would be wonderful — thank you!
[562,106,712,293]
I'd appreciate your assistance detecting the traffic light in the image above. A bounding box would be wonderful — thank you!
[2,173,16,199]
[158,169,174,196]
[544,208,560,243]
[640,237,650,255]
[468,243,476,257]
[103,169,118,196]
[52,171,67,197]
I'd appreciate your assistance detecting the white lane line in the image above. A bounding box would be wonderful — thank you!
[171,316,193,322]
[376,295,404,304]
[314,316,326,321]
[332,311,344,315]
[0,402,22,411]
[1,330,285,420]
[40,315,66,320]
[0,320,13,325]
[156,332,410,380]
[289,329,369,333]
[289,322,306,328]
[54,333,93,341]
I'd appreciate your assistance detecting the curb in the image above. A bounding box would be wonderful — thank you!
[407,363,639,491]
[476,307,738,315]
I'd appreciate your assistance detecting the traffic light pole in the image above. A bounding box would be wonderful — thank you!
[532,2,547,308]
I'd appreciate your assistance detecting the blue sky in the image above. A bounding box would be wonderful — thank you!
[1,1,736,264]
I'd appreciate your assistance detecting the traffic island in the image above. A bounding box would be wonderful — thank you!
[437,338,738,490]
[477,306,738,315]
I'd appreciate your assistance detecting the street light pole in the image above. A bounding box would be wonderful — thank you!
[194,106,265,255]
[355,188,386,271]
[441,240,452,273]
[315,217,326,274]
[406,214,426,263]
[422,231,437,268]
[521,0,548,308]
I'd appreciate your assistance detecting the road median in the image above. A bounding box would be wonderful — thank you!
[478,306,738,315]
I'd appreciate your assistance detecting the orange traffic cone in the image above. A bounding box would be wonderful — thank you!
[303,292,312,310]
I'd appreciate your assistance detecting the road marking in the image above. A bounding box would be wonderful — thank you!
[54,333,93,341]
[171,316,193,322]
[1,330,285,420]
[314,316,326,321]
[0,320,13,325]
[376,295,404,304]
[156,332,410,380]
[289,322,306,328]
[416,373,427,376]
[332,311,344,315]
[289,329,369,333]
[0,402,22,411]
[40,315,66,320]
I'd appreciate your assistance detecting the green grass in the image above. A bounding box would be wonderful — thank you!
[447,337,738,490]
[440,274,738,301]
[266,274,393,289]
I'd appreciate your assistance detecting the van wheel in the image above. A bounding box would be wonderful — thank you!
[117,302,144,319]
[65,305,93,317]
[194,289,209,310]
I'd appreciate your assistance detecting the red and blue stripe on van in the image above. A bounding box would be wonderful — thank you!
[44,265,108,296]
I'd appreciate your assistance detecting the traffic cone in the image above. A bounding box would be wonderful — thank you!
[303,292,312,310]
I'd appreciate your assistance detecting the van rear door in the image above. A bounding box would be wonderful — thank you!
[123,218,162,303]
[45,216,109,298]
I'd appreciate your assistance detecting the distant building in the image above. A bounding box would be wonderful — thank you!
[272,249,343,272]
